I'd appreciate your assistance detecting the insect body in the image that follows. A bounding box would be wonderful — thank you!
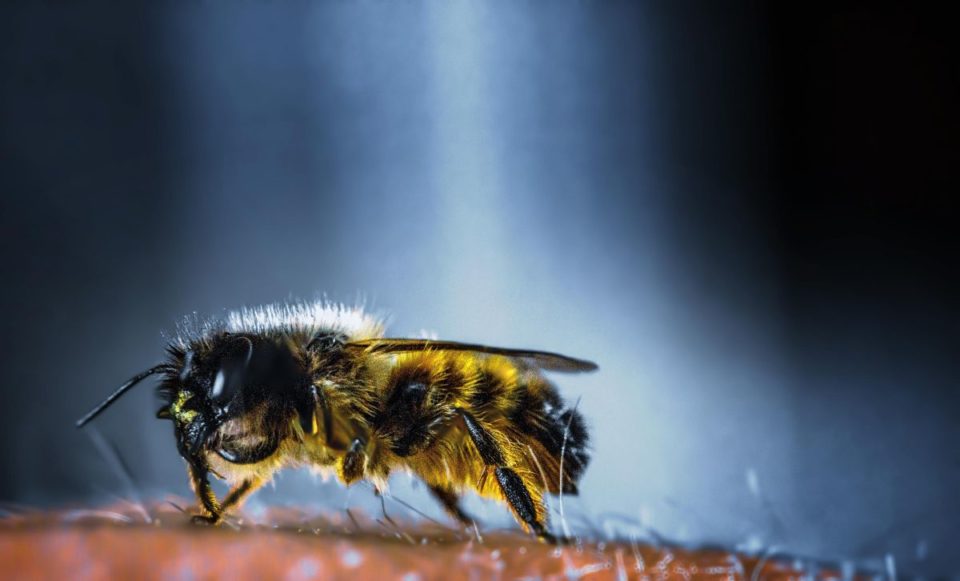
[77,302,595,542]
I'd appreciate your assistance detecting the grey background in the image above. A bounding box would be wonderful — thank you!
[2,2,957,577]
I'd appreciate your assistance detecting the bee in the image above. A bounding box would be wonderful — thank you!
[77,301,595,542]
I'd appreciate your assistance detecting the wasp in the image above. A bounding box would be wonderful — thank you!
[77,302,595,542]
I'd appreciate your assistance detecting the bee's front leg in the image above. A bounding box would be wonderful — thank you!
[188,463,265,526]
[198,477,265,526]
[188,461,223,525]
[219,477,264,515]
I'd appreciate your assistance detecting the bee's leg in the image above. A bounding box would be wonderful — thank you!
[339,437,367,485]
[428,484,473,527]
[457,409,558,544]
[215,477,265,522]
[188,463,222,525]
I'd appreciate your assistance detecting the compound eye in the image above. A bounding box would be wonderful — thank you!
[209,336,254,405]
[209,368,229,400]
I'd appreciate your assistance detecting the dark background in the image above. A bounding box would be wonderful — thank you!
[2,1,957,577]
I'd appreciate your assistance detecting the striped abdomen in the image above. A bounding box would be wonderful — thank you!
[370,351,590,494]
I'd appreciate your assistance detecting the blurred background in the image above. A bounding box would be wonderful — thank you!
[1,1,957,576]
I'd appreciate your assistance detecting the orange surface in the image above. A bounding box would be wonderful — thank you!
[0,503,845,580]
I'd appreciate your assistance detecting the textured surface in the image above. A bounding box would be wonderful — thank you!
[0,503,858,580]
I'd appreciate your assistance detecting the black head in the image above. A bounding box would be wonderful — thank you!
[78,332,322,468]
[160,334,318,466]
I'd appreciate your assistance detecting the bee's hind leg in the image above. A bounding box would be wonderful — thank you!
[457,409,560,544]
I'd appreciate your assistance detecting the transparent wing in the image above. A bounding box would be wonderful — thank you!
[345,338,597,373]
